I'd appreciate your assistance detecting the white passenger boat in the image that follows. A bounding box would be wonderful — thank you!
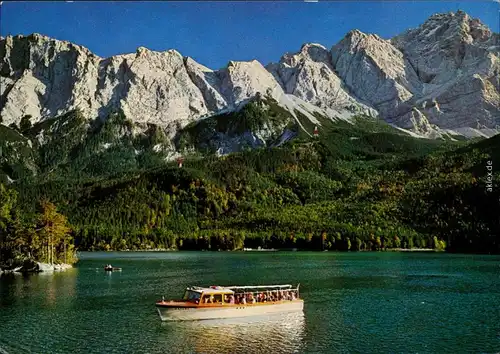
[155,284,303,321]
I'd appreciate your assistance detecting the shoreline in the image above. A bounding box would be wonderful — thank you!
[0,262,73,275]
[77,248,441,253]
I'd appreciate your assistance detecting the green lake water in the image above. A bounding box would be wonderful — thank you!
[1,252,499,353]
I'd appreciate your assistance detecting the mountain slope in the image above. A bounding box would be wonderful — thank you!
[7,116,498,253]
[0,93,448,183]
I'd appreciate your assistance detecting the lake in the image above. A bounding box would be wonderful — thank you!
[1,252,499,353]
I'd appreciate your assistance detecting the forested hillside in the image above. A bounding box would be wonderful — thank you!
[1,102,498,256]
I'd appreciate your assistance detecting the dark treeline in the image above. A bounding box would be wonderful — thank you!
[8,124,500,254]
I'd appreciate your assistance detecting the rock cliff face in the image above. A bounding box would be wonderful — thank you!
[331,11,499,136]
[0,34,332,136]
[390,10,500,134]
[267,43,377,119]
[1,11,499,138]
[331,30,422,128]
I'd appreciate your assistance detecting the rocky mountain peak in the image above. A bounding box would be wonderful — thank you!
[27,33,96,56]
[23,33,45,42]
[391,10,498,83]
[338,29,389,56]
[136,46,149,56]
[278,42,331,67]
[267,41,376,119]
[393,10,496,50]
[345,29,365,38]
[298,43,330,61]
[331,27,421,126]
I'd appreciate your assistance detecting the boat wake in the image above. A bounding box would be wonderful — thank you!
[158,312,305,353]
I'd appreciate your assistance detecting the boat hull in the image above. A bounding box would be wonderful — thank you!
[156,300,304,321]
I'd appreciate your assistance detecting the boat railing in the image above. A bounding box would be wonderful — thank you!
[231,290,299,296]
[229,286,301,301]
[225,284,294,290]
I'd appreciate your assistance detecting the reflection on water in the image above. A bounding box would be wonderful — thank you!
[0,269,77,308]
[0,270,79,353]
[158,312,306,354]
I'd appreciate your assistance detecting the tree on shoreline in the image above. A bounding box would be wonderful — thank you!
[34,200,75,264]
[0,184,77,266]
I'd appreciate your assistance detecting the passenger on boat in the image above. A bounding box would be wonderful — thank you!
[229,295,235,304]
[241,296,247,305]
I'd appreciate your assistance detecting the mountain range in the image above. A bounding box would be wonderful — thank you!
[1,10,498,143]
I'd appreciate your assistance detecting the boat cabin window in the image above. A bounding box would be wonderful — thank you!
[183,290,201,303]
[202,294,223,304]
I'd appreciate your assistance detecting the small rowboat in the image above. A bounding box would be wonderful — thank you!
[155,284,303,321]
[104,266,122,271]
